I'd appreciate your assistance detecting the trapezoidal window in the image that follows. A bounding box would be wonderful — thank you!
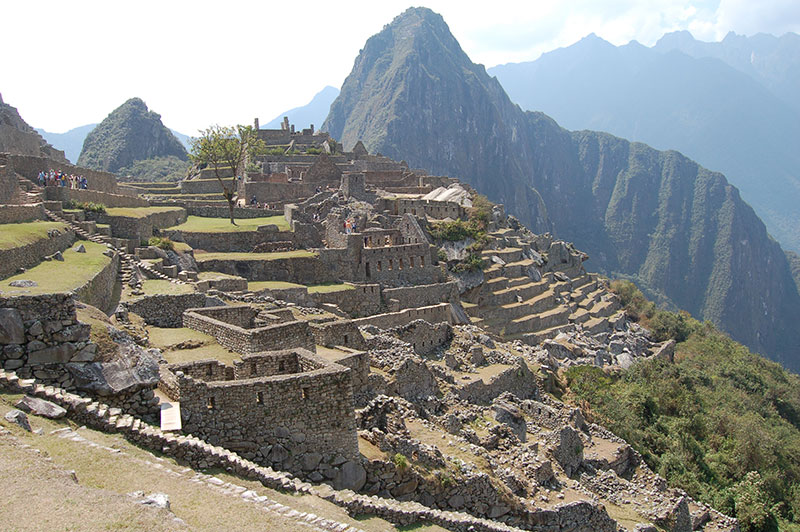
[207,397,215,410]
[301,388,310,400]
[256,391,264,404]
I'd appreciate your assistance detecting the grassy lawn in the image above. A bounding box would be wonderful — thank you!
[121,279,194,302]
[248,280,305,291]
[172,241,192,252]
[105,206,185,219]
[307,283,355,294]
[194,250,317,262]
[147,326,243,366]
[0,221,68,250]
[0,241,111,295]
[166,215,290,233]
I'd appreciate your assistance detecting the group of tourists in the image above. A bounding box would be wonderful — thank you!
[37,170,88,189]
[344,218,357,234]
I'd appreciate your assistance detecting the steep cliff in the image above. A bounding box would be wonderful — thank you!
[489,34,800,253]
[323,7,800,370]
[0,92,68,162]
[77,97,187,174]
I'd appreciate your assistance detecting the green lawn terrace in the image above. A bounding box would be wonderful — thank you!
[165,215,290,233]
[0,241,112,297]
[0,220,68,251]
[103,206,186,219]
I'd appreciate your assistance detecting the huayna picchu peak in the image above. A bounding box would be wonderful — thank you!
[324,6,800,373]
[77,97,188,177]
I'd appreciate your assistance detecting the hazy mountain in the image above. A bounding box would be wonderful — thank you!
[655,30,800,114]
[77,97,188,174]
[323,7,800,370]
[264,86,339,130]
[36,124,96,163]
[488,34,800,253]
[0,92,68,163]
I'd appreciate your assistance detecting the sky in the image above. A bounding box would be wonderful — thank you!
[2,0,799,135]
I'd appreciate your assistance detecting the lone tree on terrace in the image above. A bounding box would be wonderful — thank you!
[190,124,265,225]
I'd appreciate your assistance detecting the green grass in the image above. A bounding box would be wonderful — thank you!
[141,280,194,296]
[0,221,68,251]
[166,215,290,233]
[307,283,355,294]
[173,241,192,252]
[248,280,305,291]
[195,250,317,262]
[0,241,111,295]
[105,206,185,219]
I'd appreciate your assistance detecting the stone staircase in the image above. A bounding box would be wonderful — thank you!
[465,231,625,346]
[43,207,187,289]
[14,175,44,204]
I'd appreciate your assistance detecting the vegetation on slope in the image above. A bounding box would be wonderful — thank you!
[565,282,800,531]
[117,155,190,182]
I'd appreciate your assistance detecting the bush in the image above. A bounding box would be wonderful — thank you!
[392,453,409,473]
[66,200,106,213]
[649,310,699,343]
[148,236,174,251]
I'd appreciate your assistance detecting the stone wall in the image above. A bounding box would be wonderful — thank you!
[310,320,368,351]
[182,305,315,355]
[0,158,18,203]
[318,238,440,286]
[161,348,359,474]
[382,198,464,220]
[164,226,297,253]
[0,293,94,384]
[124,293,207,327]
[44,186,150,208]
[73,252,120,314]
[309,284,381,317]
[244,181,318,204]
[455,358,539,405]
[387,319,452,355]
[180,178,227,195]
[383,282,458,312]
[90,207,186,242]
[8,154,120,193]
[186,204,283,219]
[196,253,335,284]
[0,203,46,224]
[333,350,370,393]
[351,303,452,330]
[0,225,75,280]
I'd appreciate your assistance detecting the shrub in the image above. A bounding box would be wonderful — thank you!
[66,200,106,213]
[392,453,409,473]
[148,236,174,251]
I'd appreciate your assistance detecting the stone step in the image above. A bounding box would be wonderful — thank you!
[506,305,571,335]
[521,323,576,345]
[481,247,523,263]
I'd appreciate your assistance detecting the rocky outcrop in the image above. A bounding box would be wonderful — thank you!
[77,97,187,174]
[0,93,68,162]
[323,7,800,371]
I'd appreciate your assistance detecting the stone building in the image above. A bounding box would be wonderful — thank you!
[160,348,359,473]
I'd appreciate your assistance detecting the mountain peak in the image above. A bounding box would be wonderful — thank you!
[77,97,186,173]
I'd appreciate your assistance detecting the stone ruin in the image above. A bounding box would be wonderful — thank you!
[0,125,739,531]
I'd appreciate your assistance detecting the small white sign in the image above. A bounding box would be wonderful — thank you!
[160,402,182,431]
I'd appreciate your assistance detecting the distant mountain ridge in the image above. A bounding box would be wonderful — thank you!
[77,98,188,174]
[323,7,800,370]
[488,32,800,254]
[264,86,339,130]
[654,30,800,114]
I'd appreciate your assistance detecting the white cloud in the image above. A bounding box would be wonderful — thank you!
[1,0,797,134]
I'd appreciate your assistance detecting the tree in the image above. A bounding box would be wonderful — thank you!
[189,125,266,225]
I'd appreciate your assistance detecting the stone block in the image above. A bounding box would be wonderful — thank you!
[27,343,77,365]
[0,308,25,344]
[15,396,67,419]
